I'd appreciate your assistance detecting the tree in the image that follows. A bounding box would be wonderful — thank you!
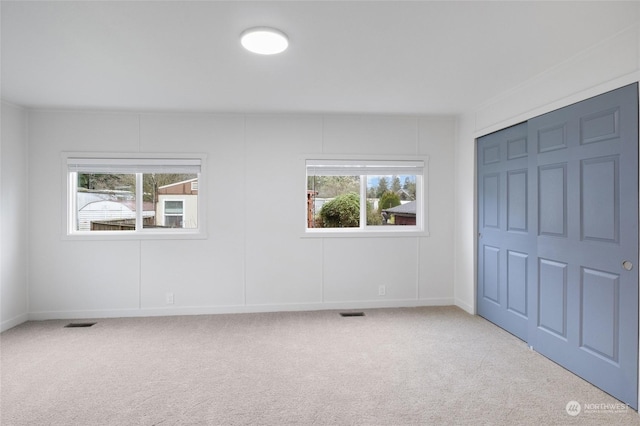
[78,173,131,192]
[308,176,359,198]
[391,175,402,193]
[319,192,359,227]
[378,190,401,210]
[403,176,416,200]
[376,177,389,198]
[403,176,411,190]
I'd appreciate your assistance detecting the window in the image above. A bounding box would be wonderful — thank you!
[65,154,205,238]
[163,200,184,228]
[306,158,427,234]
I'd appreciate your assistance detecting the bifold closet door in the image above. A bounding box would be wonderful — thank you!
[478,83,638,408]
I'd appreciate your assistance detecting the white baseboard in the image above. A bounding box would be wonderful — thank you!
[1,313,29,332]
[27,298,456,321]
[454,298,475,315]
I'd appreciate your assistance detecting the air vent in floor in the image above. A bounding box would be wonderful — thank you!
[340,312,365,317]
[64,322,96,328]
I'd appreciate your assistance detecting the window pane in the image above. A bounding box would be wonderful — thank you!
[164,215,182,228]
[145,174,198,229]
[307,175,360,228]
[164,201,183,214]
[367,175,417,226]
[76,173,136,231]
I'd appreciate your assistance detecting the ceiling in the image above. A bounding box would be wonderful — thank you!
[2,1,638,115]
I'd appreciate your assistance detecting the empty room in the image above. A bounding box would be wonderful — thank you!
[2,1,640,425]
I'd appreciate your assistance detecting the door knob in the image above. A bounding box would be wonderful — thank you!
[622,260,633,271]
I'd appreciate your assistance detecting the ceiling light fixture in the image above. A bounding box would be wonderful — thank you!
[240,27,289,55]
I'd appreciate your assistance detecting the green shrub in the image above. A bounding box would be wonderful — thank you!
[379,191,401,210]
[320,192,360,227]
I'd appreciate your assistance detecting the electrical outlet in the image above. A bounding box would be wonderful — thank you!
[166,292,174,305]
[378,285,386,296]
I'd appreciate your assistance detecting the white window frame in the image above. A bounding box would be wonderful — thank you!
[304,155,429,237]
[62,152,207,240]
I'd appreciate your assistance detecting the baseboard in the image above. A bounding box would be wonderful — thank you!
[27,298,456,321]
[1,312,29,332]
[454,298,475,315]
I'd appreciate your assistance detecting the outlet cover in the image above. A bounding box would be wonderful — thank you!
[166,292,174,304]
[378,285,386,296]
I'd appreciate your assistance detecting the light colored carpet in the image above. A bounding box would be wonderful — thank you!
[1,306,638,425]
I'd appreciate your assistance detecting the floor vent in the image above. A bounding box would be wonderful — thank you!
[340,312,365,317]
[64,322,96,328]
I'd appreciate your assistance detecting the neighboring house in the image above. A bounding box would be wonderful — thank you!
[156,178,198,228]
[382,201,416,225]
[78,195,155,231]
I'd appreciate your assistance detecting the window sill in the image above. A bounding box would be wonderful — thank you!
[63,230,207,241]
[302,227,429,238]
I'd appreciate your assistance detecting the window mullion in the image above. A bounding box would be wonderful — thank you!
[69,172,78,232]
[360,175,367,229]
[136,173,143,231]
[417,175,424,230]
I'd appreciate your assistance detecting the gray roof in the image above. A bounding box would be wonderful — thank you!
[383,201,416,215]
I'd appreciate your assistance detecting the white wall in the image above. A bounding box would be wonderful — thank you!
[26,111,455,319]
[1,102,29,331]
[453,22,640,314]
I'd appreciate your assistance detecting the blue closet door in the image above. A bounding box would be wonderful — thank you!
[528,83,638,408]
[478,83,638,408]
[477,122,534,342]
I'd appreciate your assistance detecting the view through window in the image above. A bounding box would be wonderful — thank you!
[306,159,424,232]
[66,156,203,235]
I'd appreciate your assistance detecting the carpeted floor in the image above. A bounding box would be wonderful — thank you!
[1,306,639,425]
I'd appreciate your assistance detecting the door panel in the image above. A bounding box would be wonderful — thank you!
[537,258,568,339]
[482,245,500,304]
[581,156,619,242]
[507,170,528,232]
[538,123,567,153]
[538,163,567,237]
[580,267,619,362]
[507,250,528,317]
[477,83,638,408]
[482,173,500,229]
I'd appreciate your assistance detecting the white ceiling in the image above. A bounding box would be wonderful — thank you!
[2,1,638,115]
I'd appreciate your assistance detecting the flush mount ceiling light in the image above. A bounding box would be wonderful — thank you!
[240,27,289,55]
